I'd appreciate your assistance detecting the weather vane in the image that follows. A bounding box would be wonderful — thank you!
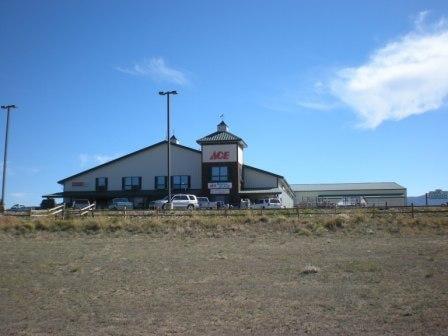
[219,114,224,121]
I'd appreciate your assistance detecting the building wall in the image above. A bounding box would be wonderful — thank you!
[279,181,295,208]
[243,167,277,189]
[294,188,407,206]
[63,144,202,192]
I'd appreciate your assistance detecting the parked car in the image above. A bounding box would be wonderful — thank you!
[8,204,27,212]
[40,198,56,209]
[251,198,283,209]
[72,199,91,209]
[197,197,218,209]
[153,194,199,210]
[216,201,231,209]
[240,198,251,209]
[108,198,133,210]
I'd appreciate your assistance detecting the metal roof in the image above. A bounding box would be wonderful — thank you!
[243,164,283,178]
[291,182,406,192]
[196,131,247,147]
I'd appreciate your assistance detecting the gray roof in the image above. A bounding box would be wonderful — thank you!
[291,182,405,192]
[196,131,247,147]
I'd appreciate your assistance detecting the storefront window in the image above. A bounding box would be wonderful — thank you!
[95,177,108,191]
[155,176,166,190]
[172,175,190,190]
[211,166,228,182]
[122,176,141,191]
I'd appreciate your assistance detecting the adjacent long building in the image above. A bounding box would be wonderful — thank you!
[292,182,407,206]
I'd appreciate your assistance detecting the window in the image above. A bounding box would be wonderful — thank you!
[211,166,228,182]
[122,176,141,191]
[172,175,190,190]
[155,176,167,190]
[95,177,108,191]
[173,195,188,201]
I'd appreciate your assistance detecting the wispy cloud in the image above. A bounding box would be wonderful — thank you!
[116,57,189,85]
[296,101,336,111]
[10,192,27,198]
[261,80,339,114]
[331,11,448,128]
[78,153,122,168]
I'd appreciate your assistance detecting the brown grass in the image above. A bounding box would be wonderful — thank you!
[1,210,447,237]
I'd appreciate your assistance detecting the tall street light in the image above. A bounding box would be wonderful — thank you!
[0,104,17,211]
[158,91,177,209]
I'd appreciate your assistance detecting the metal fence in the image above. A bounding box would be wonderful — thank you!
[4,204,448,220]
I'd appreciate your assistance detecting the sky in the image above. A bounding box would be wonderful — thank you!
[0,0,447,206]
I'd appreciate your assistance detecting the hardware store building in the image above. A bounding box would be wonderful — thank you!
[48,122,296,208]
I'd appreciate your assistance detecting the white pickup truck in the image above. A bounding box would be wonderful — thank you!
[251,198,284,209]
[197,197,218,209]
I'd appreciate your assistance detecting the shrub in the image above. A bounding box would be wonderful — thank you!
[83,220,100,232]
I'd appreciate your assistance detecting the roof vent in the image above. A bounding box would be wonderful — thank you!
[217,121,229,132]
[170,135,179,144]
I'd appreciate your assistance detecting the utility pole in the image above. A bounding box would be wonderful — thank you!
[0,105,17,212]
[158,91,177,209]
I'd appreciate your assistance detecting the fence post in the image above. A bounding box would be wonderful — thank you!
[385,202,388,210]
[411,203,414,219]
[296,207,300,220]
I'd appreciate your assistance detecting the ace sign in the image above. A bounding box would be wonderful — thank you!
[202,144,237,163]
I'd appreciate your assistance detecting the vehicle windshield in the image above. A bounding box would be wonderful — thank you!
[197,197,207,201]
[270,199,280,203]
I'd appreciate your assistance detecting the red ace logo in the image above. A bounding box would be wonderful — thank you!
[209,151,230,160]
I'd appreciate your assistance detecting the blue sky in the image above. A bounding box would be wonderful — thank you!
[1,0,447,206]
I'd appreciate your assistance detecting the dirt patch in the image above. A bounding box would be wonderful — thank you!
[0,230,447,335]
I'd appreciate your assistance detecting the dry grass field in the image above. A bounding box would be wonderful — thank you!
[1,211,447,335]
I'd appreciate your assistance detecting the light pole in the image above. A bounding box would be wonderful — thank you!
[0,104,16,212]
[158,91,177,209]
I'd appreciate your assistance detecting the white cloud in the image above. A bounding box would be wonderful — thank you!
[78,153,122,168]
[331,12,448,128]
[116,57,188,85]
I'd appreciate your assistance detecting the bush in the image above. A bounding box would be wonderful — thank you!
[84,220,100,232]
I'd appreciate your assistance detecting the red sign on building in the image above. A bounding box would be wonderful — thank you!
[209,151,230,160]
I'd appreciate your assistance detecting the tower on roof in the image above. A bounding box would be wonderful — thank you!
[217,120,229,132]
[196,121,247,205]
[197,121,247,148]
